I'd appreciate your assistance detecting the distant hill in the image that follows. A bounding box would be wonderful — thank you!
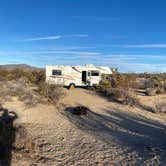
[0,64,43,70]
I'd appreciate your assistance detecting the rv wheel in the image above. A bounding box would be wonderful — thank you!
[68,83,75,90]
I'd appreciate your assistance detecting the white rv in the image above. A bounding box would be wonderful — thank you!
[46,64,112,88]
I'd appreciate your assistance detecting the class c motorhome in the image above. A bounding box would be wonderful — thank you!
[46,64,112,88]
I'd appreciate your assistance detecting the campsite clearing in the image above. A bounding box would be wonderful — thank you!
[3,88,166,165]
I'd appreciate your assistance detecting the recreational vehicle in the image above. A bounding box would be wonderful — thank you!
[46,64,112,88]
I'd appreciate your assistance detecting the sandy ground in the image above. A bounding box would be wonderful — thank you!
[3,88,166,166]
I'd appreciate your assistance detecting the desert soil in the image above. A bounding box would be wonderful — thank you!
[3,88,166,166]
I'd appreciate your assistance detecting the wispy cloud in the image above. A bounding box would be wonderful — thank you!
[25,50,100,57]
[124,44,166,48]
[23,35,62,41]
[110,62,166,73]
[103,54,166,61]
[0,50,100,57]
[22,34,88,42]
[1,48,166,73]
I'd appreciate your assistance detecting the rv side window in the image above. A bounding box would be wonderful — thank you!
[52,69,62,75]
[91,71,99,76]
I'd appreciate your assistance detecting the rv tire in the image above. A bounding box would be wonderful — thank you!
[68,83,75,90]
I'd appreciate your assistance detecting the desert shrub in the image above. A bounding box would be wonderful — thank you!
[99,88,139,106]
[107,74,128,88]
[0,79,39,108]
[19,91,39,108]
[37,83,65,104]
[144,77,162,89]
[97,80,112,90]
[0,68,64,107]
[98,73,139,106]
[0,69,9,81]
[153,100,166,113]
[0,78,64,107]
[145,88,157,96]
[0,68,45,85]
[156,87,165,94]
[101,73,140,89]
[142,77,166,96]
[24,70,45,85]
[0,80,25,99]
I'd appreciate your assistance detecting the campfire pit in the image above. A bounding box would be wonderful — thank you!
[69,106,89,116]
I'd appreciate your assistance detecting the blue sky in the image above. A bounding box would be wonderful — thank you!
[0,0,166,72]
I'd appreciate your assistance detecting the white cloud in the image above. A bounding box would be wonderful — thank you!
[0,49,166,73]
[25,50,100,56]
[95,54,166,73]
[103,54,166,61]
[124,44,166,48]
[23,35,62,41]
[110,62,166,73]
[0,50,100,57]
[22,34,88,42]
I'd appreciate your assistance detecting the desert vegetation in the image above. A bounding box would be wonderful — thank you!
[97,73,166,109]
[0,68,65,108]
[0,67,165,112]
[0,66,165,114]
[154,99,166,113]
[97,73,139,106]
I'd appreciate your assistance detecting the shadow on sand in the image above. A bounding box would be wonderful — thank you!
[62,106,166,164]
[0,107,17,166]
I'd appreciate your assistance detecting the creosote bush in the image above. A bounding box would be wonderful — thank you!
[99,73,166,98]
[100,88,139,106]
[0,68,45,85]
[154,100,166,113]
[144,78,166,96]
[98,73,139,106]
[37,83,65,105]
[145,88,157,96]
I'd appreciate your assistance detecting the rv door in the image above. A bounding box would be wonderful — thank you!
[82,71,87,83]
